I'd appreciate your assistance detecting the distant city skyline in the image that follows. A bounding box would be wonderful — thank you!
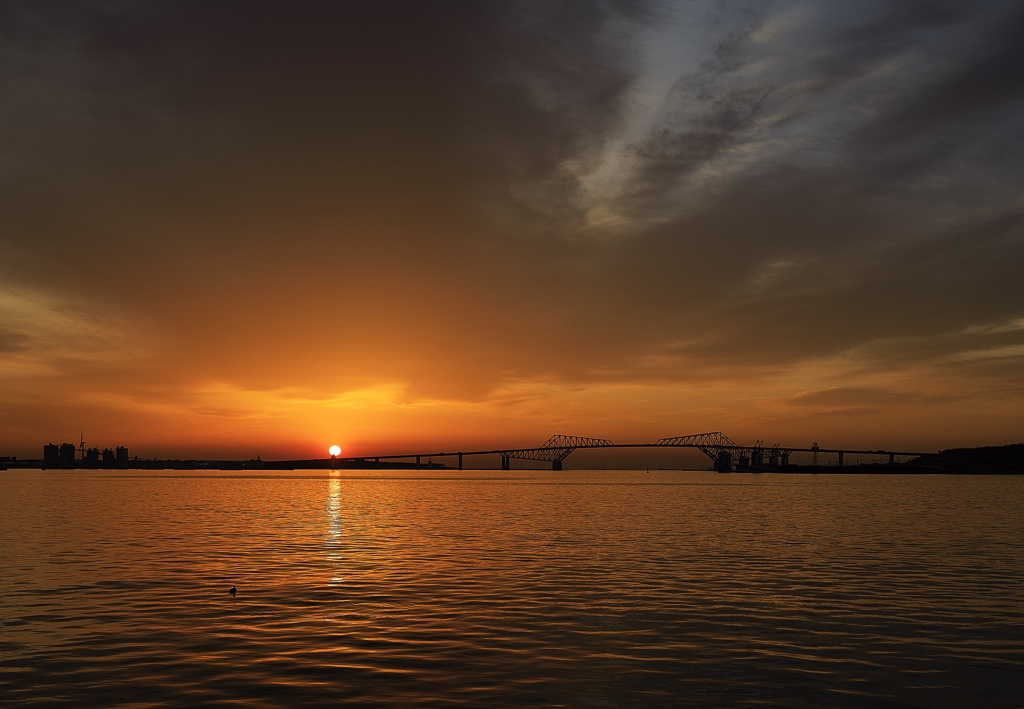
[2,2,1022,460]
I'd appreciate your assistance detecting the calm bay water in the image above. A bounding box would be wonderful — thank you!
[1,468,1021,707]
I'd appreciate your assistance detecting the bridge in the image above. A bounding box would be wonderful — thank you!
[331,433,929,472]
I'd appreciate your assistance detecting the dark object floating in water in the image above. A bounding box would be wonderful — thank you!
[229,585,236,596]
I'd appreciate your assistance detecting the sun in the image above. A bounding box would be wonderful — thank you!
[328,445,342,457]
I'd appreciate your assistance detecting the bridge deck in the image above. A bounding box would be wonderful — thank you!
[332,441,929,465]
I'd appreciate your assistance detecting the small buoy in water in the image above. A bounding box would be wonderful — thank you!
[229,585,236,596]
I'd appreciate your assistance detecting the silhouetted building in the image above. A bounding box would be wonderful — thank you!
[102,448,115,468]
[43,444,60,468]
[116,446,129,469]
[85,447,100,468]
[59,443,77,469]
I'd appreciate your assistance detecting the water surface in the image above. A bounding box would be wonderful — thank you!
[1,469,1021,707]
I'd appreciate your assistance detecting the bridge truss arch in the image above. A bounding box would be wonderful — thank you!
[500,434,614,469]
[656,432,738,459]
[657,432,792,471]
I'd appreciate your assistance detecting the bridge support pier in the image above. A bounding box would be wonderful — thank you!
[838,451,844,467]
[889,452,895,464]
[501,455,510,470]
[458,452,463,470]
[716,451,732,472]
[552,460,562,471]
[416,455,421,469]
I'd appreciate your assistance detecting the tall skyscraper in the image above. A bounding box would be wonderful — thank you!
[43,444,59,469]
[59,443,76,468]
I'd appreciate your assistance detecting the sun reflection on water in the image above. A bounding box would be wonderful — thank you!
[325,473,344,585]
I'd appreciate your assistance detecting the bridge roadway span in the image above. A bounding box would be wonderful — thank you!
[331,433,930,472]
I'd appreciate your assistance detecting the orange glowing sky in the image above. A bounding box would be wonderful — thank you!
[2,2,1023,461]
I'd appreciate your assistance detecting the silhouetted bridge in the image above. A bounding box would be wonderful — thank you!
[334,433,929,472]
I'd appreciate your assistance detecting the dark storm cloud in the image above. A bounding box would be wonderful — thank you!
[549,0,1024,388]
[854,4,1024,148]
[609,1,1022,222]
[0,1,644,243]
[622,82,775,211]
[1,3,490,225]
[587,174,1024,389]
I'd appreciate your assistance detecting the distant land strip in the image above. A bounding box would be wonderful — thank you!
[2,444,1022,474]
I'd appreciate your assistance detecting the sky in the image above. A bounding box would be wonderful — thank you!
[1,1,1022,461]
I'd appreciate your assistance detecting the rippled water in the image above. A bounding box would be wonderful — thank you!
[1,469,1021,707]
